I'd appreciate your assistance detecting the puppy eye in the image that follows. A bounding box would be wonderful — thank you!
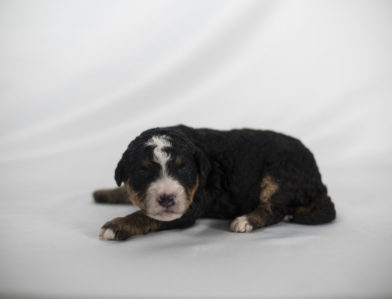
[140,159,152,171]
[139,164,151,173]
[138,167,152,178]
[177,162,187,170]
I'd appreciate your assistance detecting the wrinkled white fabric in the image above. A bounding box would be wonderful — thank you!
[0,0,391,298]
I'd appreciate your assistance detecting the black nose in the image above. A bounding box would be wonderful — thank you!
[158,194,176,208]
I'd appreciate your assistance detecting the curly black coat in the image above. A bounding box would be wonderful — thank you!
[95,125,336,240]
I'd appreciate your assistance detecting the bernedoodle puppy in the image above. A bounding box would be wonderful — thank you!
[94,125,335,241]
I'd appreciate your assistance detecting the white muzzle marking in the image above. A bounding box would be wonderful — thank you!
[145,177,187,221]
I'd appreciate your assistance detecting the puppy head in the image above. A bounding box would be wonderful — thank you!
[114,128,210,222]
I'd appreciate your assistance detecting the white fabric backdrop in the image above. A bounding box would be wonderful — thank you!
[1,0,392,298]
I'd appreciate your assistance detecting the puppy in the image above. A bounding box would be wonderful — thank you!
[94,125,335,240]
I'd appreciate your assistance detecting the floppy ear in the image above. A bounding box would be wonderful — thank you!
[114,151,128,187]
[114,158,125,186]
[114,138,138,186]
[194,147,211,186]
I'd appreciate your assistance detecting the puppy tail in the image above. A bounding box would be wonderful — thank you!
[290,195,336,225]
[93,186,132,204]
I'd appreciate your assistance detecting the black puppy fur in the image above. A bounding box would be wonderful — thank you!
[95,125,335,240]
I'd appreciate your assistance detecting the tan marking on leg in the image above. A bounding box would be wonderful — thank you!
[296,205,313,214]
[259,175,279,214]
[295,194,328,214]
[247,207,269,228]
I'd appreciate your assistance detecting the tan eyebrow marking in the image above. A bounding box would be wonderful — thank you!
[141,158,152,167]
[175,155,183,166]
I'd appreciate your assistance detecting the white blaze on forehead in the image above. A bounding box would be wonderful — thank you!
[146,135,171,176]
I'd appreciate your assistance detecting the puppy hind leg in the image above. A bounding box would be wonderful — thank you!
[230,174,284,233]
[230,205,284,233]
[291,195,336,225]
[93,186,132,204]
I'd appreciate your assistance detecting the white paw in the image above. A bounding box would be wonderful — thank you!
[99,228,115,240]
[230,216,253,233]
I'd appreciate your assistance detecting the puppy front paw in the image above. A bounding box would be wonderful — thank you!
[99,218,132,241]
